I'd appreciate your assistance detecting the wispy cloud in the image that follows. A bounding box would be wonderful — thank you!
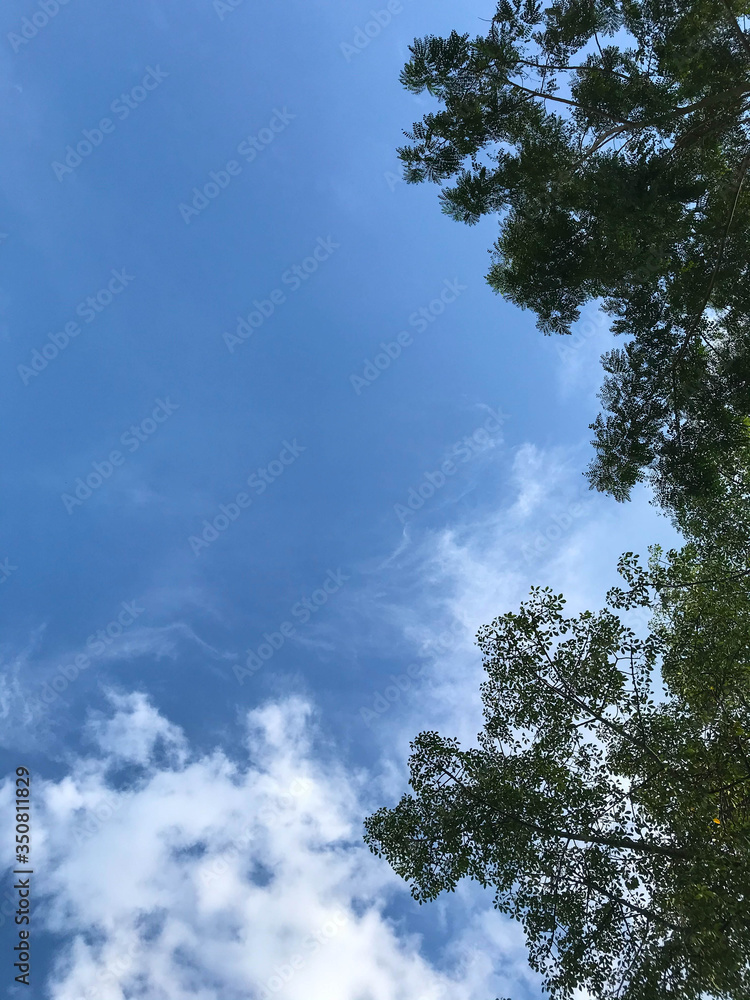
[332,438,679,748]
[0,619,236,753]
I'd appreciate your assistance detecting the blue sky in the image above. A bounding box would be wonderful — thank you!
[0,2,680,998]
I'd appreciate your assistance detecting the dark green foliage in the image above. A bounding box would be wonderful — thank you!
[585,306,750,535]
[396,0,750,533]
[365,548,750,998]
[378,5,750,992]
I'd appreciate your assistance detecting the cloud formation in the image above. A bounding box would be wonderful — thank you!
[342,439,679,748]
[0,690,533,1000]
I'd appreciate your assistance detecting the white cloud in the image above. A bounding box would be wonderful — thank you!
[0,441,677,1000]
[0,691,532,1000]
[84,690,188,766]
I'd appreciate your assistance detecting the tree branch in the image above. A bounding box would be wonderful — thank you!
[514,57,636,81]
[674,148,750,365]
[572,875,684,931]
[721,0,750,58]
[432,759,694,862]
[659,566,750,590]
[526,629,668,767]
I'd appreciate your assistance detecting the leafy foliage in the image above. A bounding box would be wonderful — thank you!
[585,304,750,534]
[365,549,750,999]
[397,0,750,532]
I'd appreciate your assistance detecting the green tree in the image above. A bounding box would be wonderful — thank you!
[585,311,750,540]
[364,547,750,999]
[396,0,750,534]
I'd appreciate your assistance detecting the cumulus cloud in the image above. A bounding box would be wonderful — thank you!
[84,691,188,766]
[0,690,534,1000]
[1,442,675,1000]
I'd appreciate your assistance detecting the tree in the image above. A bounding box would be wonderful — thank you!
[395,0,750,534]
[585,307,750,538]
[364,547,750,999]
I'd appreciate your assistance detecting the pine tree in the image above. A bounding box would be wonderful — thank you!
[396,0,750,534]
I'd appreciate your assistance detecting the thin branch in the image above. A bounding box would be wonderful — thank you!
[543,838,572,959]
[585,123,638,158]
[514,56,636,81]
[674,148,750,365]
[504,68,750,125]
[433,760,694,860]
[667,84,750,118]
[627,649,648,740]
[721,0,750,58]
[572,876,684,932]
[707,775,750,796]
[672,364,683,450]
[499,75,644,127]
[658,566,750,590]
[527,629,668,767]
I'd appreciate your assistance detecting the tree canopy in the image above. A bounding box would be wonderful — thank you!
[396,0,750,533]
[373,4,750,993]
[365,546,750,999]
